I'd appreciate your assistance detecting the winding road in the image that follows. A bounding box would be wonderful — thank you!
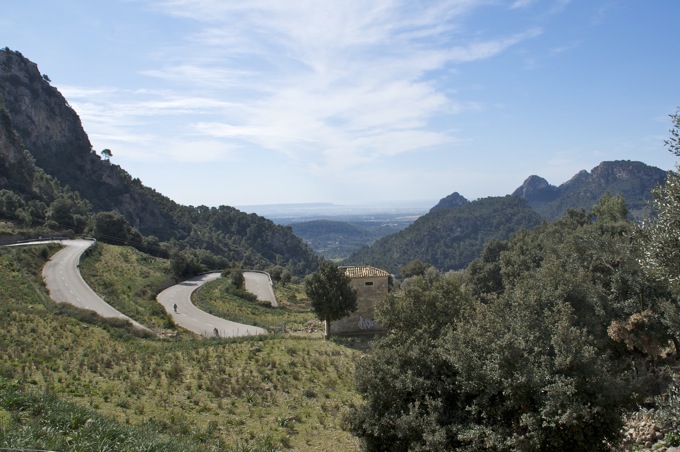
[41,239,149,331]
[33,239,267,337]
[157,272,267,337]
[244,271,279,307]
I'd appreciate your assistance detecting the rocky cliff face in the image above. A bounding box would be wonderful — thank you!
[511,175,560,203]
[0,48,171,237]
[513,161,666,220]
[0,48,320,273]
[0,95,36,194]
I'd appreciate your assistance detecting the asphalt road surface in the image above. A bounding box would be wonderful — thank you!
[243,271,279,307]
[157,272,267,338]
[41,239,148,331]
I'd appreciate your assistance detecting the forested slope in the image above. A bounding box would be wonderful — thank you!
[0,47,317,274]
[349,193,680,450]
[344,195,542,275]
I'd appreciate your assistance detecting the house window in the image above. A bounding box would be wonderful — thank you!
[365,281,374,286]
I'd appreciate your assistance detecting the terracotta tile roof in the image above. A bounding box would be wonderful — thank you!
[340,265,391,278]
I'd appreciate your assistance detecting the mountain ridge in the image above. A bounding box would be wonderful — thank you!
[342,160,666,275]
[511,160,666,220]
[0,47,318,274]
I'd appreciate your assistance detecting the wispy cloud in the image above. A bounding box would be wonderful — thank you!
[73,0,542,172]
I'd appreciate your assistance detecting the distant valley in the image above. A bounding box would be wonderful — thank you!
[239,202,428,261]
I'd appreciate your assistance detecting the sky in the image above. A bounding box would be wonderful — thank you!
[1,1,679,209]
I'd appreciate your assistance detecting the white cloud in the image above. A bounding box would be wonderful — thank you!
[66,0,542,173]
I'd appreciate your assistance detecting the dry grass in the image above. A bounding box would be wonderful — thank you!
[0,243,363,450]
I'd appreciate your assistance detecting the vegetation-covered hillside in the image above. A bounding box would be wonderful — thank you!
[344,195,543,275]
[342,161,665,276]
[349,192,680,450]
[0,47,318,275]
[512,160,666,220]
[0,242,359,451]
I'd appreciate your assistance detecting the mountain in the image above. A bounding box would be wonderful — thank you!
[344,196,543,275]
[511,175,560,204]
[512,161,666,220]
[344,161,666,275]
[429,191,469,213]
[0,48,318,274]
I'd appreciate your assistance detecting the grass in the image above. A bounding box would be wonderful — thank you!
[79,242,177,331]
[195,278,319,334]
[0,243,362,450]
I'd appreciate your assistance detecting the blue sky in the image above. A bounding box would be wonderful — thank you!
[1,1,679,208]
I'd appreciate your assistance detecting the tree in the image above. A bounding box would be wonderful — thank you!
[348,271,473,450]
[304,261,357,339]
[46,197,76,230]
[349,200,657,450]
[101,148,112,161]
[399,259,433,278]
[222,267,245,289]
[641,108,680,347]
[642,109,680,291]
[591,192,628,223]
[466,238,509,301]
[91,211,130,244]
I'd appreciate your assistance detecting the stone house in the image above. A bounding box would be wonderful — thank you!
[330,265,391,336]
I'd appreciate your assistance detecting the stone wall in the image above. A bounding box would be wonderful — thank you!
[330,272,389,336]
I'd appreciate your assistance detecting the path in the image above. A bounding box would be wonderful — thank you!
[157,272,267,337]
[244,271,279,307]
[41,239,149,331]
[13,239,267,338]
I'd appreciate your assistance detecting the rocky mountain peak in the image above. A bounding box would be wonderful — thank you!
[512,175,559,203]
[430,192,469,213]
[512,161,666,220]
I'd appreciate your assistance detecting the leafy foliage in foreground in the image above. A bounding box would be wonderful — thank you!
[349,194,677,451]
[640,109,680,348]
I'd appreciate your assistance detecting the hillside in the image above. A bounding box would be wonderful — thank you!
[0,48,318,274]
[344,195,542,275]
[0,243,359,450]
[343,161,665,275]
[512,160,666,220]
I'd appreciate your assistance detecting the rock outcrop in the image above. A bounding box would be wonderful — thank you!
[512,161,666,220]
[0,48,170,236]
